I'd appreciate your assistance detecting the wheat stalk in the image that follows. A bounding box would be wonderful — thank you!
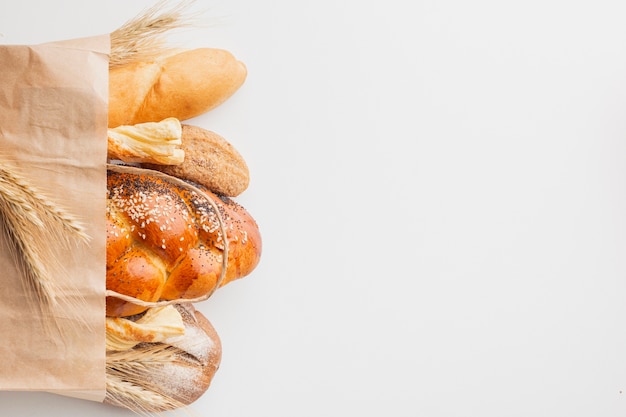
[0,166,89,242]
[0,161,89,327]
[106,344,192,415]
[106,375,183,416]
[110,0,199,68]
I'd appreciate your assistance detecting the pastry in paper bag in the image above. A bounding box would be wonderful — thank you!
[0,1,262,414]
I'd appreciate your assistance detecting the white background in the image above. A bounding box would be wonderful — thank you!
[1,0,626,416]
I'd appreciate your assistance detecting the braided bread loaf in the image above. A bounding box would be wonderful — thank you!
[106,167,261,317]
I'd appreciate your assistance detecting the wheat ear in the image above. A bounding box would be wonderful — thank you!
[110,0,199,68]
[0,162,89,323]
[106,344,191,415]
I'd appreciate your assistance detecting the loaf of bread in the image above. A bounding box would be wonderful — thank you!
[106,166,262,317]
[107,120,250,196]
[105,303,221,412]
[108,48,247,128]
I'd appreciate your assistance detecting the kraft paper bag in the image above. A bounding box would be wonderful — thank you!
[0,35,109,402]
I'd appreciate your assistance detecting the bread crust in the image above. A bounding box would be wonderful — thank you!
[143,124,250,196]
[106,168,261,317]
[108,48,247,128]
[171,303,222,403]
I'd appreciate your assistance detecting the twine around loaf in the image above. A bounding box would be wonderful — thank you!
[105,164,229,308]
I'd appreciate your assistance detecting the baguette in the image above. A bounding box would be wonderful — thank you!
[108,48,247,128]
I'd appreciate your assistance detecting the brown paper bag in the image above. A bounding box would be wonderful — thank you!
[0,35,109,401]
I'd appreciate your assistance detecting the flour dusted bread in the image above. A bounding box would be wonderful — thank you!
[105,303,222,412]
[108,48,247,128]
[106,166,262,317]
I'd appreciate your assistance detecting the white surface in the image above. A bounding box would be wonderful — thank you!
[1,0,626,416]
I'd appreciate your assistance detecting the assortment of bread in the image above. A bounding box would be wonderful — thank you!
[0,1,254,411]
[99,3,262,413]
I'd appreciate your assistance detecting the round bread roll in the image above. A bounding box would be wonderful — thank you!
[106,167,262,317]
[108,48,247,128]
[105,303,221,412]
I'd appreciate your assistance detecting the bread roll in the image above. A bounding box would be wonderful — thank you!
[143,124,250,196]
[106,167,262,317]
[105,303,221,412]
[108,48,247,128]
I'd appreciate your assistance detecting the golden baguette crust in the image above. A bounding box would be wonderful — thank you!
[143,124,250,196]
[106,169,262,317]
[108,48,247,128]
